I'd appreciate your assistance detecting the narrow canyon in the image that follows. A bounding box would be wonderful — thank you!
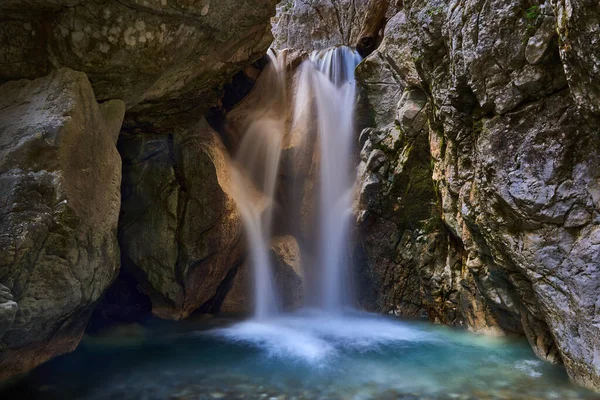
[0,1,599,399]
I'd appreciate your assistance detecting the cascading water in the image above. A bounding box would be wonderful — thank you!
[309,47,362,312]
[229,50,286,320]
[229,46,361,317]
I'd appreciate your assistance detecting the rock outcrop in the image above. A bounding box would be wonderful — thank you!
[118,119,244,320]
[0,68,124,378]
[220,236,304,314]
[1,0,277,116]
[272,0,399,52]
[354,16,438,316]
[355,0,600,391]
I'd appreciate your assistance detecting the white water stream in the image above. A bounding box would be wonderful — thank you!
[230,46,361,317]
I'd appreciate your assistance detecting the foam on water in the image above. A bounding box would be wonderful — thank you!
[5,314,598,400]
[212,311,450,365]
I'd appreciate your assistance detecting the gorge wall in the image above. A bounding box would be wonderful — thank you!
[351,0,600,391]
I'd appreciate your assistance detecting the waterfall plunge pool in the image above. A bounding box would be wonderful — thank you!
[2,311,597,400]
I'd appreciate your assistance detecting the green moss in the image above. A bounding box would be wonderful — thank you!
[472,119,486,138]
[525,5,541,21]
[524,5,541,34]
[427,6,444,17]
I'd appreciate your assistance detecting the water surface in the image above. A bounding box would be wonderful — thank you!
[3,311,597,400]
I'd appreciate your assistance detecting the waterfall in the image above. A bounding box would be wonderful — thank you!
[309,47,362,312]
[229,46,361,318]
[229,51,285,319]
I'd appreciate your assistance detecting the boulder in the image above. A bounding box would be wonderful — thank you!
[0,68,124,379]
[220,236,304,314]
[118,119,244,320]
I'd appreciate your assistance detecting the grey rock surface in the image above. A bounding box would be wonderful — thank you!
[272,0,399,52]
[0,0,277,116]
[355,0,600,390]
[0,68,124,378]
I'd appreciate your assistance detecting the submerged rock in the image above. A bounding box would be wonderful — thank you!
[0,68,124,378]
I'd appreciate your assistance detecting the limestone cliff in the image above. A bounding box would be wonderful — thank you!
[354,0,600,391]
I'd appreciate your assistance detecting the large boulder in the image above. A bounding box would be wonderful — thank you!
[0,68,124,379]
[118,119,244,320]
[0,0,277,116]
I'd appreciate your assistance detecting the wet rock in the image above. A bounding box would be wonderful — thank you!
[220,236,304,314]
[0,68,124,378]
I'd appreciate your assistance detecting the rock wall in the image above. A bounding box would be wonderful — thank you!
[355,0,600,391]
[0,68,124,378]
[272,0,400,51]
[1,0,277,116]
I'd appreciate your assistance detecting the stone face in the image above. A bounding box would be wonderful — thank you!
[272,0,399,52]
[0,68,124,378]
[355,37,434,316]
[272,0,366,51]
[355,0,600,390]
[0,285,18,341]
[0,0,277,116]
[220,236,304,314]
[552,0,600,116]
[118,119,244,320]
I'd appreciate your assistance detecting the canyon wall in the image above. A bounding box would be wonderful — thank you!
[353,0,600,391]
